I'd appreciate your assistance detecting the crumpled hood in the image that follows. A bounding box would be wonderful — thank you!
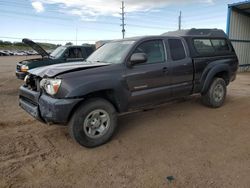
[28,61,110,78]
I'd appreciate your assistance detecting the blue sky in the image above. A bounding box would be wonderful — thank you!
[0,0,240,44]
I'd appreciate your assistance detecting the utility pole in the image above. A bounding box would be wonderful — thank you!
[120,1,126,39]
[178,11,182,31]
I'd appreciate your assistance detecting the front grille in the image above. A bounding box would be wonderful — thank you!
[20,95,38,106]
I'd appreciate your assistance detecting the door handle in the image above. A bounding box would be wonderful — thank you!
[162,67,168,73]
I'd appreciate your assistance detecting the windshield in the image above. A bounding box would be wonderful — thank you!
[87,41,135,64]
[50,46,67,58]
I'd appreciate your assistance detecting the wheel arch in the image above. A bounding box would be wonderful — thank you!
[201,64,231,94]
[67,89,122,123]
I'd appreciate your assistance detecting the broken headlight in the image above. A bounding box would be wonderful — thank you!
[40,78,62,96]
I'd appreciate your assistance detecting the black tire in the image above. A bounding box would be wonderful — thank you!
[69,98,117,148]
[201,78,227,108]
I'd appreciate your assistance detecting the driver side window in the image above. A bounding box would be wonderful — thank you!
[134,40,166,64]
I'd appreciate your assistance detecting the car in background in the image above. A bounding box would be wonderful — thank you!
[14,50,27,56]
[0,50,14,56]
[3,50,14,56]
[16,39,95,80]
[0,50,9,56]
[25,50,37,55]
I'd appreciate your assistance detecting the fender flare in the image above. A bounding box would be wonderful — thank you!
[201,64,230,94]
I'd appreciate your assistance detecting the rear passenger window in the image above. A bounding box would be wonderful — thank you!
[211,39,230,51]
[168,39,186,61]
[134,40,165,64]
[194,39,214,54]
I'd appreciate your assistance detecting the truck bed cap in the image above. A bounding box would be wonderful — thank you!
[162,29,227,38]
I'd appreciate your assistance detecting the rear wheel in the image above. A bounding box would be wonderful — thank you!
[202,78,227,108]
[69,98,117,148]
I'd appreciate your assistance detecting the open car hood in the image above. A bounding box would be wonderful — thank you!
[28,62,110,78]
[22,38,49,58]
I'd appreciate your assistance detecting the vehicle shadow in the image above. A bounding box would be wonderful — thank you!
[115,95,201,138]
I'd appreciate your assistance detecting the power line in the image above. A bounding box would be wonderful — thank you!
[0,2,177,32]
[127,23,175,30]
[126,16,177,25]
[0,2,69,17]
[0,1,179,27]
[0,9,73,21]
[0,9,175,31]
[0,0,226,29]
[0,36,100,42]
[0,2,180,31]
[182,16,227,24]
[0,13,123,35]
[127,10,178,19]
[0,1,179,24]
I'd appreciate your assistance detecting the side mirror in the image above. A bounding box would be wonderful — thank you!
[129,53,147,66]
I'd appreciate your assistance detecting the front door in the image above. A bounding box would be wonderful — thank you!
[124,39,171,109]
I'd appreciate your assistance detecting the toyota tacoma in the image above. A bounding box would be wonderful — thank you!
[19,29,239,147]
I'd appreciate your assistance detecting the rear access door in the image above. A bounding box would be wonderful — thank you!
[166,38,194,98]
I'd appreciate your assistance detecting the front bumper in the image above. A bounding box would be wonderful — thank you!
[19,86,82,124]
[16,71,27,80]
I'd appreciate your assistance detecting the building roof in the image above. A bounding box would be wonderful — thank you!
[229,1,250,15]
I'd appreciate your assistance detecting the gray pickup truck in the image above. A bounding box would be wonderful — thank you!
[19,29,238,147]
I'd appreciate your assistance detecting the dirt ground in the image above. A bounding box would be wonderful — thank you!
[0,56,250,188]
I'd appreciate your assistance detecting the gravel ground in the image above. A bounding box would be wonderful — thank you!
[0,56,250,188]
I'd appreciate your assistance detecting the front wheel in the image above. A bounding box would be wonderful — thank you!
[69,98,117,148]
[201,78,227,108]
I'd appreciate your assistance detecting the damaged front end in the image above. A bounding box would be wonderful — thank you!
[19,74,43,122]
[19,74,81,125]
[19,61,110,125]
